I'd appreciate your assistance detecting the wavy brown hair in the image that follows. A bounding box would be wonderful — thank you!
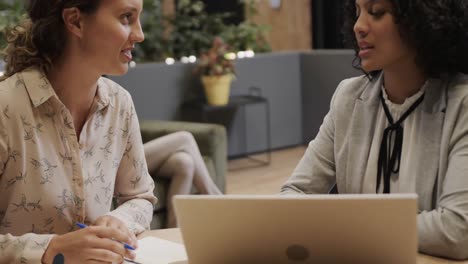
[0,0,101,81]
[342,0,468,78]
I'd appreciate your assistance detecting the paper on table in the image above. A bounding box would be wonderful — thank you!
[126,237,188,264]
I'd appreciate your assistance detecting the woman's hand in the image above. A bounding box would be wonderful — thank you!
[93,215,138,250]
[41,225,136,264]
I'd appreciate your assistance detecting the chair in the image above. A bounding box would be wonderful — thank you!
[139,120,227,229]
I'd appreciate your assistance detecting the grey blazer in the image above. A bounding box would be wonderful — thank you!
[282,73,468,260]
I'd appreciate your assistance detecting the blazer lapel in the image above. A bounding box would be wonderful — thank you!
[344,75,382,193]
[338,74,446,199]
[407,79,446,210]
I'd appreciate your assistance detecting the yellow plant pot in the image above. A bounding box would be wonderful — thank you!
[201,74,233,106]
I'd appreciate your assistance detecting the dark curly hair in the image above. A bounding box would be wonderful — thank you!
[342,0,468,78]
[0,0,101,81]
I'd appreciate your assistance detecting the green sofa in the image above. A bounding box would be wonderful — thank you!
[139,120,227,229]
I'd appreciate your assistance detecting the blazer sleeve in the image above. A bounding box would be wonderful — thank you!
[105,94,157,235]
[418,94,468,260]
[280,80,346,194]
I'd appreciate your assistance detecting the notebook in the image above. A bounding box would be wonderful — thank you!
[174,194,418,264]
[129,237,187,264]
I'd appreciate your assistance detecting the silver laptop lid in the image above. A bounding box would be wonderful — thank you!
[174,194,418,264]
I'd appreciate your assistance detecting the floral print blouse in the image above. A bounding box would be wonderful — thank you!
[0,67,157,263]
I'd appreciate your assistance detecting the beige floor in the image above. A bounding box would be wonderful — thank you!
[225,146,307,194]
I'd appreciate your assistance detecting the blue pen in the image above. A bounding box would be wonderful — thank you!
[75,222,136,251]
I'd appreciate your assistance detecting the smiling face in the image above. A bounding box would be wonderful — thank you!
[353,0,415,73]
[78,0,144,76]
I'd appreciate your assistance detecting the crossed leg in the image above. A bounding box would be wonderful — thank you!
[144,131,222,227]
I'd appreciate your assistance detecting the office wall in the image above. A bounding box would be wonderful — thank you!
[111,52,303,157]
[300,50,361,143]
[231,52,303,155]
[111,51,360,157]
[251,0,312,51]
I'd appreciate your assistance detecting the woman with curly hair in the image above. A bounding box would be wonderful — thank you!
[282,0,468,260]
[0,0,158,263]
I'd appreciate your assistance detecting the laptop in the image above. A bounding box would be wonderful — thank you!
[174,194,418,264]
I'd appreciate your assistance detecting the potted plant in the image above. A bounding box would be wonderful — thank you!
[194,37,235,106]
[134,0,270,63]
